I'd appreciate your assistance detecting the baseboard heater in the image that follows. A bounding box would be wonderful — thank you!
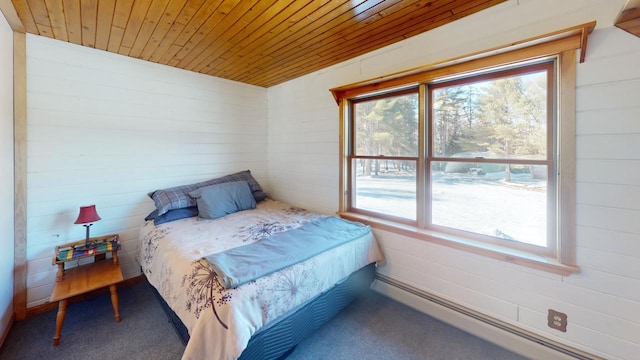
[374,274,601,360]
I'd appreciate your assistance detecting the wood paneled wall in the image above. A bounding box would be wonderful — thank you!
[12,31,26,321]
[16,1,639,358]
[0,9,16,341]
[267,1,639,359]
[24,35,268,308]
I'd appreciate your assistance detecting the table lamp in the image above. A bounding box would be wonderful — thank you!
[74,205,101,250]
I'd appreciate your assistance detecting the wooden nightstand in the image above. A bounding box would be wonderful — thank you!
[50,234,123,346]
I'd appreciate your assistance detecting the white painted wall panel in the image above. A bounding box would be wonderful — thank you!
[578,204,640,235]
[577,247,640,279]
[577,183,640,209]
[25,35,268,307]
[0,12,14,342]
[578,134,640,159]
[267,0,639,358]
[577,80,639,112]
[577,159,640,185]
[577,108,640,135]
[577,226,640,255]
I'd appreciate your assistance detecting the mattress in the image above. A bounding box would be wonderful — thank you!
[152,263,377,360]
[137,199,383,359]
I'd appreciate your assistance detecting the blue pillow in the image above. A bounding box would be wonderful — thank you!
[189,181,256,220]
[145,207,198,225]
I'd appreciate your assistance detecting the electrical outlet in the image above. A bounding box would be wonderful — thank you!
[547,309,567,332]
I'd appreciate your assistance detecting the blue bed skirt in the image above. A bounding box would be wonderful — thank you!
[150,262,376,359]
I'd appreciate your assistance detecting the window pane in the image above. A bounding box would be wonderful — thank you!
[354,92,419,156]
[353,159,416,220]
[432,70,547,160]
[431,161,547,247]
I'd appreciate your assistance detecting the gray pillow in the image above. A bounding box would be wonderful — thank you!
[148,170,266,216]
[189,181,256,220]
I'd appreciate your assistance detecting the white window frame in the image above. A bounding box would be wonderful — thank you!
[332,23,595,275]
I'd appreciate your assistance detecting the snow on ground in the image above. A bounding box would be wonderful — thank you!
[354,171,547,247]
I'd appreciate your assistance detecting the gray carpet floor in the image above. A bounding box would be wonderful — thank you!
[0,280,527,360]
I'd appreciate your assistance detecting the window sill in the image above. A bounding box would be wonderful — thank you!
[338,212,580,276]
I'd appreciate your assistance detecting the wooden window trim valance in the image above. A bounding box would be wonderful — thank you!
[330,21,596,104]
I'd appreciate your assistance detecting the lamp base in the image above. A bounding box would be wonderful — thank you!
[75,223,97,251]
[74,242,98,251]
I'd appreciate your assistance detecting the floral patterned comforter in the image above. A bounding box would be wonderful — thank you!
[137,199,384,360]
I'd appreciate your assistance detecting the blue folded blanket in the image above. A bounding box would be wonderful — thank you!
[204,216,370,289]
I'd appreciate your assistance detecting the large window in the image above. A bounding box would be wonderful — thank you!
[428,63,554,252]
[348,62,554,254]
[333,24,592,274]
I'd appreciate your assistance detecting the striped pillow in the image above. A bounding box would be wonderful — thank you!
[148,170,266,216]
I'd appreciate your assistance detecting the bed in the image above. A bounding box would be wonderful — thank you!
[137,171,384,360]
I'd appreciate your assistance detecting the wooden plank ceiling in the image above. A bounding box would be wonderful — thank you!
[616,0,640,38]
[10,0,506,87]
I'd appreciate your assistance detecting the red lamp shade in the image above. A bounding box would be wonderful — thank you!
[74,205,101,224]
